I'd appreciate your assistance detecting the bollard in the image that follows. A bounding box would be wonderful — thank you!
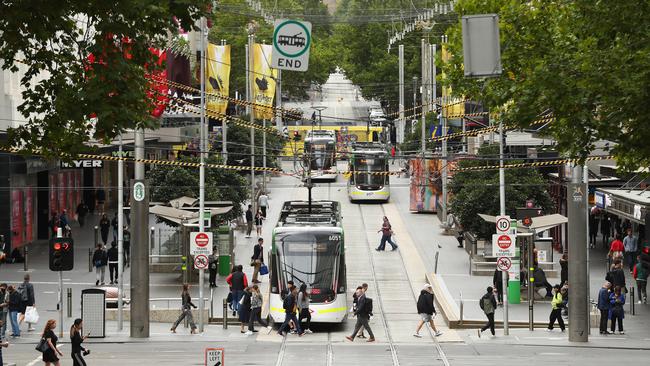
[434,251,440,274]
[67,288,72,318]
[88,248,93,272]
[459,299,464,325]
[94,226,99,247]
[630,287,635,315]
[223,298,228,329]
[23,244,28,271]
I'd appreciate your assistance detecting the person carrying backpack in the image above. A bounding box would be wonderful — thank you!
[413,284,442,337]
[18,274,35,332]
[633,254,649,304]
[346,286,375,342]
[277,286,303,336]
[92,244,107,286]
[478,286,497,337]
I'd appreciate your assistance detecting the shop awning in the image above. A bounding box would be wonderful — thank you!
[150,205,233,225]
[478,213,567,232]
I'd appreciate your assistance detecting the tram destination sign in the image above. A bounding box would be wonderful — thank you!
[272,19,311,71]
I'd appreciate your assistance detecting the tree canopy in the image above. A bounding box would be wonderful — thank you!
[0,0,210,157]
[449,145,554,239]
[441,0,650,171]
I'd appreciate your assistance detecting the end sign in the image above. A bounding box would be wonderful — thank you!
[272,19,311,72]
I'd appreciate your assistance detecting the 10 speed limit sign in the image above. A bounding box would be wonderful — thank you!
[495,215,511,233]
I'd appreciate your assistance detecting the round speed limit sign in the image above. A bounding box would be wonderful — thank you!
[496,216,511,233]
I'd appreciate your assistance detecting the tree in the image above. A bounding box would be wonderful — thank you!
[449,145,554,239]
[0,0,210,157]
[148,155,248,221]
[212,120,285,167]
[441,0,650,171]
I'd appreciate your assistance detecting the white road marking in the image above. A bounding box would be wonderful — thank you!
[26,344,65,366]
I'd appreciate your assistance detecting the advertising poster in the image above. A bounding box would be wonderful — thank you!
[24,188,33,243]
[252,43,277,120]
[409,158,442,213]
[206,44,231,115]
[11,190,24,247]
[49,173,57,217]
[58,172,66,213]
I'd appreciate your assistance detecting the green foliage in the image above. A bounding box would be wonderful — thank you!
[213,120,285,167]
[148,155,248,221]
[0,0,209,157]
[449,145,554,239]
[441,0,650,171]
[399,111,438,155]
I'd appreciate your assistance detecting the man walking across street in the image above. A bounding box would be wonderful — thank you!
[597,281,612,334]
[17,274,35,332]
[346,285,375,342]
[99,214,110,245]
[375,216,398,251]
[623,229,638,273]
[107,241,119,285]
[478,286,497,338]
[75,201,88,228]
[633,254,649,304]
[93,244,107,286]
[226,265,248,313]
[413,284,442,337]
[278,286,303,336]
[245,205,253,238]
[258,192,269,219]
[251,238,264,284]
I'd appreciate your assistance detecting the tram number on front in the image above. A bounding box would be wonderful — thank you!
[329,235,341,241]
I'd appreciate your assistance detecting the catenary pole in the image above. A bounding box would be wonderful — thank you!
[568,164,588,341]
[198,16,207,333]
[221,39,228,163]
[249,34,256,214]
[117,135,124,331]
[398,44,404,144]
[131,126,149,337]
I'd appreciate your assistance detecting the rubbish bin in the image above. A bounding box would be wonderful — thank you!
[81,288,106,338]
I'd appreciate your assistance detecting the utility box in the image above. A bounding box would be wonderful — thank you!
[81,288,106,338]
[217,225,233,276]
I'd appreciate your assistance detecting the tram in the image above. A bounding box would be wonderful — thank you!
[347,142,390,202]
[268,200,347,323]
[304,130,337,181]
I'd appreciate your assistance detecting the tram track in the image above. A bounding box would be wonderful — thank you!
[358,204,401,366]
[378,203,451,366]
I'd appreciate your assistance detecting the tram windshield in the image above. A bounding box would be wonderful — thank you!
[306,142,335,170]
[354,157,386,187]
[276,231,341,303]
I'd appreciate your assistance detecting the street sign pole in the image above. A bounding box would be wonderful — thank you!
[495,216,510,335]
[198,16,207,333]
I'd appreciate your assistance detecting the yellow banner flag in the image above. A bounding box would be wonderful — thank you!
[252,43,277,120]
[206,44,230,114]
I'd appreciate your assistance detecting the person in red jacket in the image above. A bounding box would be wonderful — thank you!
[226,265,248,314]
[609,234,625,260]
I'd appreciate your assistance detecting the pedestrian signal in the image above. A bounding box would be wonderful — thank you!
[49,238,74,271]
[293,131,301,141]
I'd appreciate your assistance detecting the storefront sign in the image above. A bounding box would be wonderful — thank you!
[60,160,104,169]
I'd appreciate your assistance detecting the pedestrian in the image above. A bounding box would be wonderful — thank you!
[413,284,442,337]
[351,286,367,338]
[247,285,270,335]
[258,192,269,219]
[18,274,36,332]
[107,241,119,285]
[492,269,503,306]
[623,229,638,273]
[48,213,59,238]
[239,287,252,334]
[95,189,106,214]
[609,285,625,334]
[208,246,219,288]
[559,253,568,287]
[245,205,253,238]
[601,214,611,249]
[532,265,553,298]
[0,283,8,339]
[0,328,7,366]
[345,285,374,342]
[278,286,303,336]
[99,214,110,245]
[123,226,131,267]
[375,216,398,251]
[170,284,197,334]
[589,211,599,248]
[297,283,313,334]
[608,234,625,262]
[92,244,107,286]
[597,281,612,335]
[547,284,566,332]
[70,318,89,366]
[606,259,626,293]
[251,238,264,284]
[478,286,497,337]
[41,319,63,366]
[633,255,649,304]
[7,286,21,337]
[75,201,88,228]
[59,210,69,230]
[255,210,263,237]
[111,213,119,242]
[226,265,248,314]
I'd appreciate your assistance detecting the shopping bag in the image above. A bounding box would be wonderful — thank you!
[25,306,39,324]
[259,264,269,276]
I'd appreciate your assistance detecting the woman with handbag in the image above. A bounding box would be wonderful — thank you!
[40,319,63,365]
[170,284,197,334]
[246,285,270,335]
[70,318,89,366]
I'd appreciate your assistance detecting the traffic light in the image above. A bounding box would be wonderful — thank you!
[522,216,533,228]
[49,238,74,271]
[293,130,301,141]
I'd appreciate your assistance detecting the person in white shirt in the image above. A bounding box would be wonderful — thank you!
[258,193,269,219]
